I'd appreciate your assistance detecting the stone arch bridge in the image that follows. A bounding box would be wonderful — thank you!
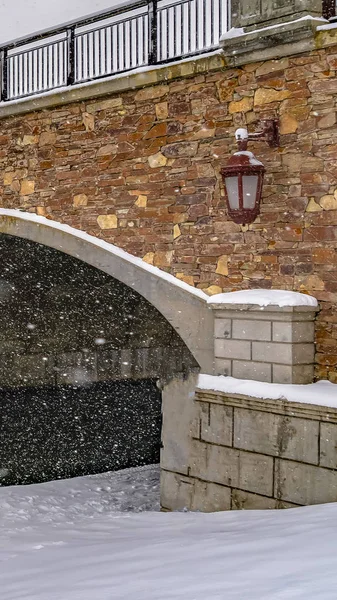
[0,210,213,490]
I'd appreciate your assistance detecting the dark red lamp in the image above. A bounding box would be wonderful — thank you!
[221,119,279,225]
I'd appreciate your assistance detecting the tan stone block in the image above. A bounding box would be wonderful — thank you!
[191,127,216,140]
[306,198,322,212]
[20,180,35,195]
[256,58,289,76]
[86,98,123,113]
[39,132,57,146]
[280,114,298,134]
[205,285,222,295]
[318,112,336,129]
[254,88,290,106]
[97,214,117,229]
[155,102,168,120]
[319,195,337,211]
[229,97,253,114]
[153,250,173,267]
[97,144,117,157]
[3,172,14,185]
[82,112,95,132]
[135,84,168,102]
[216,255,228,276]
[148,152,167,168]
[73,194,88,207]
[282,153,304,173]
[173,224,181,239]
[173,213,188,224]
[296,273,325,292]
[11,180,20,192]
[216,78,237,102]
[176,273,194,286]
[36,206,47,216]
[21,135,38,146]
[135,195,147,208]
[142,252,154,265]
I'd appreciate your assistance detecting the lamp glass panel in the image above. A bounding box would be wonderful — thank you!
[225,176,239,209]
[242,175,258,209]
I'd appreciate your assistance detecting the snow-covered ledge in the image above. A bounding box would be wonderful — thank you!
[208,290,319,385]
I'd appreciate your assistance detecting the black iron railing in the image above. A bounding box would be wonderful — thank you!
[0,0,230,102]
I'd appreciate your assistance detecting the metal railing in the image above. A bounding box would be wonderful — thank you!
[0,0,230,102]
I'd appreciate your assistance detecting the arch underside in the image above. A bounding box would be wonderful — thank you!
[0,211,214,373]
[0,233,198,485]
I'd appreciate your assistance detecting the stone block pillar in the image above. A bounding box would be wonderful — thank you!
[208,293,318,384]
[224,0,326,65]
[231,0,323,30]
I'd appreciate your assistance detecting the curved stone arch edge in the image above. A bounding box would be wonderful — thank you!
[0,209,214,373]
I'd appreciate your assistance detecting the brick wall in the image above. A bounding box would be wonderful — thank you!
[161,388,337,511]
[1,46,337,378]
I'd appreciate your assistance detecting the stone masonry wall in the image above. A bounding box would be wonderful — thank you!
[160,388,337,511]
[2,46,337,378]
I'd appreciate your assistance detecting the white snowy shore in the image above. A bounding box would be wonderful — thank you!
[1,464,337,599]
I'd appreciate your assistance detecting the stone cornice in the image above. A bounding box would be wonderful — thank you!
[221,17,329,66]
[195,389,337,423]
[0,52,226,120]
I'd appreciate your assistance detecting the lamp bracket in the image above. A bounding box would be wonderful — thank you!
[236,119,279,151]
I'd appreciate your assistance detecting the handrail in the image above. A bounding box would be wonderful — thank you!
[0,0,230,102]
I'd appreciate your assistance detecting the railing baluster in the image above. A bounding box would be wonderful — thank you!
[1,49,8,101]
[143,14,147,64]
[173,5,177,57]
[180,4,184,56]
[148,0,158,65]
[67,25,75,85]
[166,8,170,60]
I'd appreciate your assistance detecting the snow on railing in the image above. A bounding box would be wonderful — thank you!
[0,0,230,102]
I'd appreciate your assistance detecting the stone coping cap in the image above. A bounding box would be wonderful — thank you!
[195,389,337,423]
[207,289,318,309]
[197,375,337,411]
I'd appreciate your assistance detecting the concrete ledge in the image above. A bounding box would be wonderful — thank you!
[221,17,326,66]
[0,52,226,119]
[195,389,337,423]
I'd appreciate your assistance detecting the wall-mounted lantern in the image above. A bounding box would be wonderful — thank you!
[220,119,279,225]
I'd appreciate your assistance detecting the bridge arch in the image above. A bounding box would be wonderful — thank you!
[0,209,214,373]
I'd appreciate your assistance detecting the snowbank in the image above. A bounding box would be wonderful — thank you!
[207,289,318,307]
[1,464,337,599]
[198,374,337,408]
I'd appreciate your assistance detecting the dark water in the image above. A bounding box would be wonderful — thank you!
[0,379,162,486]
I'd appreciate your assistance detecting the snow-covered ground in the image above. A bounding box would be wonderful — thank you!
[1,464,337,599]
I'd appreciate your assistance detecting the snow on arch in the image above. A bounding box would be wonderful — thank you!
[0,209,213,372]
